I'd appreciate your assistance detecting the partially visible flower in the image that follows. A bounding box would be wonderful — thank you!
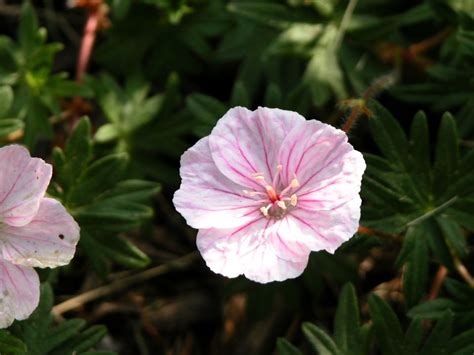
[0,145,79,328]
[174,107,365,283]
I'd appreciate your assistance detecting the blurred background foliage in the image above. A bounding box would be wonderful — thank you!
[0,0,473,354]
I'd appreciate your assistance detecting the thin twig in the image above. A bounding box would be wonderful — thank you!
[52,252,200,316]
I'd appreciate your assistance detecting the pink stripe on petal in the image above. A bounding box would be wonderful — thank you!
[197,218,309,283]
[0,145,52,227]
[0,260,39,328]
[209,107,305,187]
[173,136,262,229]
[1,198,80,268]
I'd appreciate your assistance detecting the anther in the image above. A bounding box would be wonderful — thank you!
[277,201,287,210]
[290,194,297,207]
[290,178,300,188]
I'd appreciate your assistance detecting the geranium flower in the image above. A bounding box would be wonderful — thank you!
[0,145,79,327]
[174,107,365,283]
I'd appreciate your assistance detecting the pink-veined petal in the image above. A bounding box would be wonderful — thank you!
[0,145,52,227]
[1,198,80,268]
[278,120,344,185]
[209,107,305,189]
[287,196,362,253]
[296,148,365,210]
[197,217,309,283]
[174,137,262,229]
[0,260,39,328]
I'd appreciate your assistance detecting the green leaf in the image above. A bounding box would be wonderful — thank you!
[0,331,27,354]
[89,234,150,268]
[403,226,429,308]
[0,118,24,138]
[334,283,361,354]
[230,81,250,107]
[19,1,39,53]
[302,322,341,355]
[62,117,93,184]
[264,83,282,107]
[408,298,456,319]
[367,100,409,168]
[433,113,459,197]
[10,284,109,354]
[74,180,160,233]
[446,329,474,355]
[276,338,303,355]
[227,2,313,29]
[186,93,227,136]
[409,111,431,188]
[436,217,467,258]
[68,153,129,206]
[0,85,13,116]
[404,319,423,354]
[368,294,404,355]
[94,123,120,143]
[420,311,453,355]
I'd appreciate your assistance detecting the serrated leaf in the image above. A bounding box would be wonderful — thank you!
[302,322,341,355]
[368,294,404,355]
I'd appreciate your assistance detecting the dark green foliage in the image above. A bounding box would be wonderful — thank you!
[7,285,109,355]
[52,117,159,276]
[0,0,473,353]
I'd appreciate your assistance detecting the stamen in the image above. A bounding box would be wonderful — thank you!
[265,185,279,202]
[291,178,300,188]
[242,190,267,197]
[290,194,297,207]
[272,164,283,188]
[277,201,287,210]
[260,203,273,217]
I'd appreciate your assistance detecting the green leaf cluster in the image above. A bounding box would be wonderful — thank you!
[51,117,160,276]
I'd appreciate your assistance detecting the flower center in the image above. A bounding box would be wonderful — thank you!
[243,165,299,220]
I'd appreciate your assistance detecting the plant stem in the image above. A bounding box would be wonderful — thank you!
[427,265,448,300]
[52,252,199,316]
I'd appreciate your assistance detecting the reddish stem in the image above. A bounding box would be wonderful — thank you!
[76,6,101,82]
[427,266,448,300]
